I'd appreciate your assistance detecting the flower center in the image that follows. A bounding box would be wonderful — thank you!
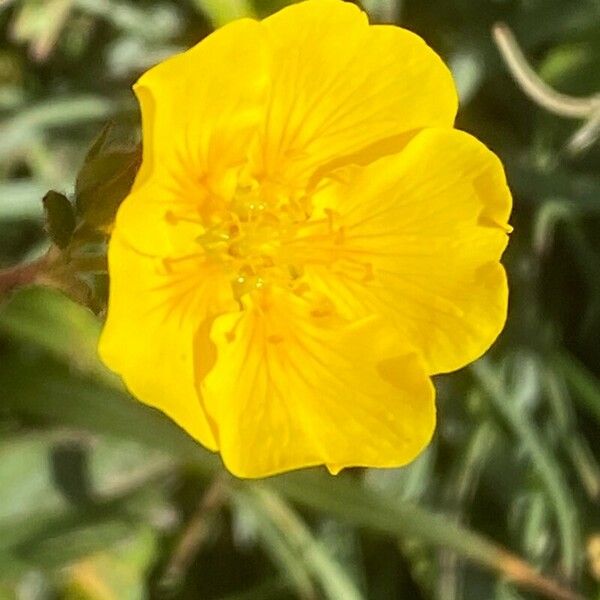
[195,180,317,300]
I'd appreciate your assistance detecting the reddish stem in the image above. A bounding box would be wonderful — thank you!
[0,253,50,298]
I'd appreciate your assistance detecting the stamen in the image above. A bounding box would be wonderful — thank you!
[187,177,362,303]
[224,312,245,343]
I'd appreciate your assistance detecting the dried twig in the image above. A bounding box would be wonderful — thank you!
[492,22,600,154]
[160,476,229,591]
[492,23,600,119]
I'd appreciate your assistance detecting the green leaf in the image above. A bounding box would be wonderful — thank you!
[0,286,217,469]
[0,432,171,587]
[215,577,288,600]
[61,527,158,600]
[189,0,256,26]
[0,96,116,160]
[472,359,581,577]
[0,344,582,599]
[233,492,317,600]
[364,445,434,503]
[266,471,499,569]
[253,0,291,18]
[17,516,135,570]
[42,190,76,249]
[0,350,216,472]
[0,286,113,384]
[361,0,402,23]
[73,0,180,40]
[559,351,600,425]
[0,435,74,536]
[0,181,47,220]
[241,486,365,600]
[10,0,74,61]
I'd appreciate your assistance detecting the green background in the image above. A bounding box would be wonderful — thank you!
[1,0,599,598]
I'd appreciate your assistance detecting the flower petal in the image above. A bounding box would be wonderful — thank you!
[253,0,457,187]
[111,167,234,270]
[133,18,269,197]
[99,231,237,449]
[307,128,512,374]
[200,290,435,478]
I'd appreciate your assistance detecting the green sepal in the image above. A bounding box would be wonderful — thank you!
[75,123,141,231]
[42,190,76,249]
[82,120,114,163]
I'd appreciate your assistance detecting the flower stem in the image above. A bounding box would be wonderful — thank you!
[0,250,107,301]
[0,253,51,298]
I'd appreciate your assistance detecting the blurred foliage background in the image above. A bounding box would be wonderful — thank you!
[1,0,600,599]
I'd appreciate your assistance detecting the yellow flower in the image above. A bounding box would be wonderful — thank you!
[99,0,511,478]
